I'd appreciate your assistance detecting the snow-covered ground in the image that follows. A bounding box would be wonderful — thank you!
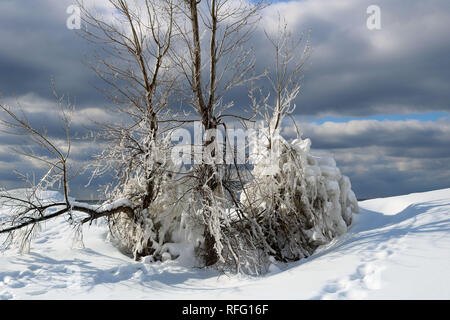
[1,188,449,300]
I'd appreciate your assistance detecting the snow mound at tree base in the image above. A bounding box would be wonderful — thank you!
[1,188,449,299]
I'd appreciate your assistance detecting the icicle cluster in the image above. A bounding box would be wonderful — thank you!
[240,124,359,264]
[106,137,190,261]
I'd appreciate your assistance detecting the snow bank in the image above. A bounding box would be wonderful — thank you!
[360,188,450,215]
[1,188,449,299]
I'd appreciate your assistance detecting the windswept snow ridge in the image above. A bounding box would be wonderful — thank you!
[0,188,449,299]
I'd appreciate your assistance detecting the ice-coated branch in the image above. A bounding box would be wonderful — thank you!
[0,198,134,235]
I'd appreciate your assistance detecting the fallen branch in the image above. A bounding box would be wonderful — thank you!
[0,200,135,234]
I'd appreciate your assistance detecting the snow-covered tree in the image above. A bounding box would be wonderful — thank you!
[0,0,359,274]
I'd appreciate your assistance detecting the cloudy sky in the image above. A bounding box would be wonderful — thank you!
[0,0,449,199]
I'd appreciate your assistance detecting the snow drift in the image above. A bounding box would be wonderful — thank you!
[0,188,449,299]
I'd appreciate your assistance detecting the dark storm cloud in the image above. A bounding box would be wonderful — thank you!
[284,118,450,155]
[2,0,449,117]
[0,0,449,199]
[282,118,450,198]
[338,154,450,199]
[256,0,450,116]
[342,161,450,200]
[0,0,104,106]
